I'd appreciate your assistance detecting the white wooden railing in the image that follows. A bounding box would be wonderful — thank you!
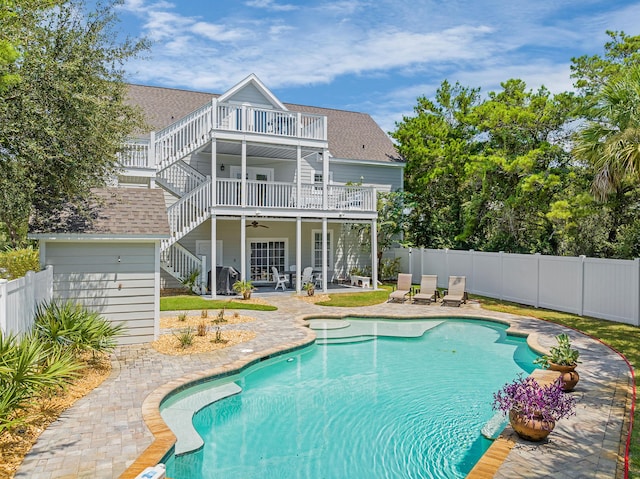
[214,179,376,211]
[162,179,212,250]
[215,104,325,140]
[156,160,207,198]
[119,103,327,172]
[161,243,202,283]
[118,140,151,169]
[155,102,212,172]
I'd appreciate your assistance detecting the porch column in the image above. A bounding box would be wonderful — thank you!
[371,218,378,289]
[296,217,302,293]
[322,217,328,292]
[296,145,301,208]
[240,216,246,281]
[211,138,217,208]
[241,140,247,207]
[321,149,329,209]
[211,214,217,298]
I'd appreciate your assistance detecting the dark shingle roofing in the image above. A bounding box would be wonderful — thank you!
[29,188,170,237]
[126,84,402,164]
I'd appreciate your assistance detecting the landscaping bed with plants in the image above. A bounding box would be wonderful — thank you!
[0,301,121,478]
[153,309,257,356]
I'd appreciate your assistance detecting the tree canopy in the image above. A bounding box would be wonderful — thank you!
[0,0,147,246]
[393,31,640,259]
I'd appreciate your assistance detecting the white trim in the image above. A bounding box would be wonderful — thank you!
[329,157,405,167]
[28,235,168,242]
[217,74,288,111]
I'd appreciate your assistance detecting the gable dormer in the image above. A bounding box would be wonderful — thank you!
[217,74,287,111]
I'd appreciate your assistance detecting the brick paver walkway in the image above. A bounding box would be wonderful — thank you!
[15,294,632,479]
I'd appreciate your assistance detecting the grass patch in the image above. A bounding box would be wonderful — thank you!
[315,285,392,307]
[160,295,276,311]
[475,295,640,478]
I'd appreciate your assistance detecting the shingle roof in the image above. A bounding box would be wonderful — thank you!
[29,188,170,237]
[126,84,402,164]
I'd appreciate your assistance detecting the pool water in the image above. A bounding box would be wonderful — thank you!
[165,319,536,479]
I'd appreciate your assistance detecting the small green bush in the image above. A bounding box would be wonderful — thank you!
[174,328,194,348]
[0,332,81,432]
[33,301,124,357]
[0,246,40,280]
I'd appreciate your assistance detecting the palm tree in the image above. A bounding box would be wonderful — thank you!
[573,65,640,200]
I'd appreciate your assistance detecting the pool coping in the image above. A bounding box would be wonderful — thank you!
[116,303,632,479]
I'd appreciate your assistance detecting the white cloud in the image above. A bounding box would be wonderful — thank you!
[244,0,299,11]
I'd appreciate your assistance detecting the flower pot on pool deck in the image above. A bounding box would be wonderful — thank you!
[548,363,579,391]
[508,410,555,442]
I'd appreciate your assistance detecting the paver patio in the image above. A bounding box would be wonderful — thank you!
[15,294,632,479]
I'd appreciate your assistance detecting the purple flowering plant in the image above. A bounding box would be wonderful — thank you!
[492,375,576,425]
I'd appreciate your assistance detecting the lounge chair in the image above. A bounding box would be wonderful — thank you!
[412,275,439,304]
[272,266,288,291]
[442,276,467,307]
[388,273,412,303]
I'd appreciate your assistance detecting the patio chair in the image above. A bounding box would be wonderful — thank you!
[412,275,439,304]
[442,276,467,307]
[301,266,314,289]
[272,266,288,291]
[388,273,413,303]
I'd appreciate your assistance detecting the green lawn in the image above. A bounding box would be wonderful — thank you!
[160,295,277,311]
[315,285,392,306]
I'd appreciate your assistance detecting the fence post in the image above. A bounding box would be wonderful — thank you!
[499,251,504,301]
[535,253,541,308]
[469,250,474,294]
[578,255,585,316]
[445,248,450,282]
[0,279,6,336]
[46,265,54,302]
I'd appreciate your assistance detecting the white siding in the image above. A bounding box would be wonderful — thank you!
[45,242,158,344]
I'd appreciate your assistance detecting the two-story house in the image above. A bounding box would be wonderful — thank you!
[119,74,403,295]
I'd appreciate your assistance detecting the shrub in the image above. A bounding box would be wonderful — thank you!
[33,301,124,357]
[0,246,39,280]
[0,332,80,432]
[174,328,194,348]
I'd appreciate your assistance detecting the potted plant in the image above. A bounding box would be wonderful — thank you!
[303,282,315,296]
[233,280,254,300]
[533,333,580,391]
[492,375,576,441]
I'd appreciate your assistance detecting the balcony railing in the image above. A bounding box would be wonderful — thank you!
[117,140,151,169]
[215,179,376,211]
[216,104,326,140]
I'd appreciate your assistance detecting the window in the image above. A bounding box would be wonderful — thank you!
[249,240,286,282]
[311,230,333,269]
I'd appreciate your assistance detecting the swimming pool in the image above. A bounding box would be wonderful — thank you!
[164,318,537,478]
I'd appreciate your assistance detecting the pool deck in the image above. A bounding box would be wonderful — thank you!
[15,294,632,479]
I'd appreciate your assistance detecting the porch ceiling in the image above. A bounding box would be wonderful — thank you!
[202,140,320,161]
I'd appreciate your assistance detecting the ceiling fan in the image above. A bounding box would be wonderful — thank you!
[247,220,269,228]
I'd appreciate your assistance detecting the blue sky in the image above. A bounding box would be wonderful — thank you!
[113,0,640,133]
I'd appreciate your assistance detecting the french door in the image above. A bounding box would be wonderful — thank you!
[249,239,286,282]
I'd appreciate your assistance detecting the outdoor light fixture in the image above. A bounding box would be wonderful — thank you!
[220,163,225,171]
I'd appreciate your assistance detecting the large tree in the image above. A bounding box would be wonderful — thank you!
[0,0,147,246]
[392,80,480,249]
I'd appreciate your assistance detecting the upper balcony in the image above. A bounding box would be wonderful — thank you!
[117,100,327,173]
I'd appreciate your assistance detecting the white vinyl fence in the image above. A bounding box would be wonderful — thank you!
[0,266,53,336]
[386,248,640,326]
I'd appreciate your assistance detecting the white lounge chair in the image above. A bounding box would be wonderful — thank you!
[442,276,467,307]
[413,275,439,304]
[388,273,412,303]
[301,266,314,289]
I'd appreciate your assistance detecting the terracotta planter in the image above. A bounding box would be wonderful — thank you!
[549,363,579,391]
[243,292,252,300]
[509,410,555,442]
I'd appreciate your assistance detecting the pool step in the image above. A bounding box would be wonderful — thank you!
[316,336,376,345]
[481,412,508,440]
